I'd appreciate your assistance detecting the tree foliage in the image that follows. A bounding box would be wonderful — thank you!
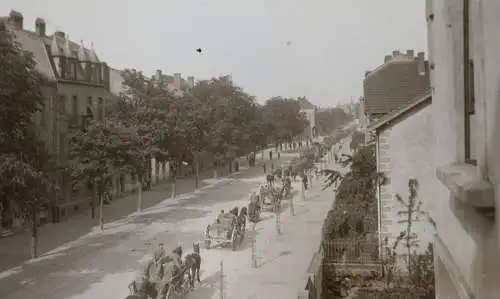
[316,108,348,135]
[262,97,309,143]
[0,21,54,213]
[321,144,386,239]
[0,20,56,257]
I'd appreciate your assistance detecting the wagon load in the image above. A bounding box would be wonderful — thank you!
[204,209,244,251]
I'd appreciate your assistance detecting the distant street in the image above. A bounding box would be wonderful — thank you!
[0,150,296,299]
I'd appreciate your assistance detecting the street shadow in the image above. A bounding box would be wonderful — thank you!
[292,205,310,217]
[185,270,221,299]
[232,225,256,252]
[258,249,292,268]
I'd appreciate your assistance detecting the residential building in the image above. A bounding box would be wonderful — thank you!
[427,0,499,298]
[4,10,111,223]
[151,69,194,97]
[298,97,316,140]
[362,49,430,121]
[369,91,436,260]
[337,100,360,119]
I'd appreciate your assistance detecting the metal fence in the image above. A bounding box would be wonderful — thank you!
[323,238,380,265]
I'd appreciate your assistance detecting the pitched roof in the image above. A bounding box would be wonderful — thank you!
[298,97,314,109]
[363,57,430,116]
[1,18,56,81]
[369,90,432,132]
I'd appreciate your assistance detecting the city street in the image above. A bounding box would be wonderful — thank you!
[0,149,301,299]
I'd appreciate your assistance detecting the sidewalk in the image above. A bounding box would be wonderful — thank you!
[0,148,284,272]
[186,174,334,299]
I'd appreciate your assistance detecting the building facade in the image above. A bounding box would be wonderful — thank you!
[370,92,436,260]
[298,97,316,140]
[427,0,500,298]
[362,49,430,121]
[5,10,111,223]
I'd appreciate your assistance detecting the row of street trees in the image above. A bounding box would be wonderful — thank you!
[0,22,310,257]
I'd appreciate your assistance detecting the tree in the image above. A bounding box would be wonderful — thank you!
[321,144,386,239]
[349,131,364,152]
[316,108,348,135]
[262,97,309,144]
[194,76,262,177]
[0,20,56,258]
[68,121,144,229]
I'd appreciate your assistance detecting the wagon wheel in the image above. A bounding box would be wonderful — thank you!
[204,225,211,249]
[165,283,176,299]
[239,227,245,245]
[231,226,238,251]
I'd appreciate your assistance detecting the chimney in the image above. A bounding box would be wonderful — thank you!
[9,10,23,30]
[54,31,66,40]
[392,50,400,57]
[384,55,391,63]
[187,76,194,88]
[173,73,182,89]
[155,69,162,82]
[417,52,426,75]
[35,18,46,37]
[406,49,414,58]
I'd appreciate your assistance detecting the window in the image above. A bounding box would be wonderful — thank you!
[463,0,475,165]
[40,102,46,127]
[59,133,66,159]
[72,95,78,124]
[58,95,66,116]
[97,97,103,121]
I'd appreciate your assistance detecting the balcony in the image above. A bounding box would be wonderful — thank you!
[54,57,110,88]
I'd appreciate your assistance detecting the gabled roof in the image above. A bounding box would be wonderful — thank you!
[363,58,430,116]
[1,18,56,81]
[369,90,432,133]
[298,97,314,109]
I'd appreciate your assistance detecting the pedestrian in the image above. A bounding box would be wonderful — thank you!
[302,173,308,190]
[235,161,239,172]
[278,152,281,160]
[271,163,274,171]
[263,163,267,173]
[269,151,273,160]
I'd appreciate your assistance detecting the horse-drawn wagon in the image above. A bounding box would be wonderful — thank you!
[204,207,246,251]
[126,247,194,299]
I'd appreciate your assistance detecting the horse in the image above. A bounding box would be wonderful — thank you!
[266,173,275,185]
[184,243,201,287]
[230,206,239,217]
[126,279,157,299]
[238,207,247,232]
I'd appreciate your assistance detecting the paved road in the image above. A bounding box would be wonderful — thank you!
[0,152,296,299]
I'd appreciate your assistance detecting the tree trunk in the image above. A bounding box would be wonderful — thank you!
[213,160,219,179]
[195,152,200,189]
[137,174,143,212]
[30,205,38,259]
[90,179,96,219]
[171,165,177,199]
[155,160,160,184]
[98,183,104,230]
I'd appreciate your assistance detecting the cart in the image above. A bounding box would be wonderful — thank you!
[248,195,261,223]
[204,214,243,251]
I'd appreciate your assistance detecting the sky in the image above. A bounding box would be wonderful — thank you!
[1,0,427,107]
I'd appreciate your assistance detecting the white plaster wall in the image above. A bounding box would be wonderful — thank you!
[381,105,436,254]
[302,108,316,137]
[427,0,500,297]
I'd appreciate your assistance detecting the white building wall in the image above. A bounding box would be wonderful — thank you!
[378,105,436,255]
[301,108,316,138]
[427,0,500,297]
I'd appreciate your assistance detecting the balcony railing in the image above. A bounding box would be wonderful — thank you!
[55,57,110,87]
